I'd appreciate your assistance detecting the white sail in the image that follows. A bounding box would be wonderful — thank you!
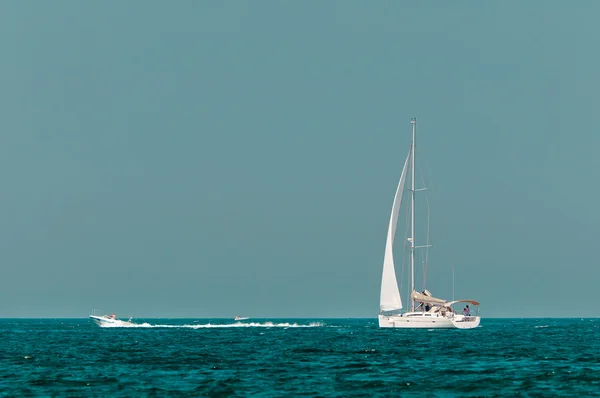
[380,148,411,312]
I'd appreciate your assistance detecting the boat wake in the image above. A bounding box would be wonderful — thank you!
[99,321,324,329]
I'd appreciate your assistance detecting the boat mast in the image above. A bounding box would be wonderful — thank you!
[410,118,416,312]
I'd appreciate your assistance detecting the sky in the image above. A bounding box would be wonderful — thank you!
[1,1,598,318]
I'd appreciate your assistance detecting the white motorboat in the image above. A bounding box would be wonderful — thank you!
[89,312,134,327]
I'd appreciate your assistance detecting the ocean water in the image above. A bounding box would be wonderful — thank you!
[0,318,598,397]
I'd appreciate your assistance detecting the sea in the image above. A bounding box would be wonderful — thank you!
[0,318,598,397]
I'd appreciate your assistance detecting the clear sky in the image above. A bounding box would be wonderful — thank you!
[1,1,598,318]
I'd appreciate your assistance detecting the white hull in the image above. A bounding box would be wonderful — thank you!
[89,315,133,327]
[379,313,480,329]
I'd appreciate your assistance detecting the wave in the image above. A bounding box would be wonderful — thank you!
[99,321,324,329]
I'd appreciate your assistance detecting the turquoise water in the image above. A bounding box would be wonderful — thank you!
[1,318,598,396]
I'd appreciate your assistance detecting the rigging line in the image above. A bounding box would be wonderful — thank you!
[419,162,431,290]
[418,136,449,290]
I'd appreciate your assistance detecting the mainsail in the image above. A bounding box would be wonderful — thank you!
[379,148,411,312]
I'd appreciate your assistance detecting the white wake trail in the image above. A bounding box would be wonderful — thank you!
[99,321,324,329]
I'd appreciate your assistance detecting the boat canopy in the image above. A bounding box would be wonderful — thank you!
[411,290,447,306]
[445,299,480,307]
[410,291,480,308]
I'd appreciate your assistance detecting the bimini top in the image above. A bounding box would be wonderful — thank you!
[445,299,480,307]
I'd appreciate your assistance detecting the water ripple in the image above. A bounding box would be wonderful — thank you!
[0,318,598,396]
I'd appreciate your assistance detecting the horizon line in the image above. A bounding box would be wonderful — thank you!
[1,316,598,320]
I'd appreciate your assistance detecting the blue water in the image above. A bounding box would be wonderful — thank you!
[1,318,598,396]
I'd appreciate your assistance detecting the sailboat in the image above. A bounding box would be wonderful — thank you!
[378,118,480,329]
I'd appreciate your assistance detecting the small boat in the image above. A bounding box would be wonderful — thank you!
[89,312,134,327]
[378,118,480,329]
[234,316,249,321]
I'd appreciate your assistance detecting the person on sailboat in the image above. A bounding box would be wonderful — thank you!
[463,305,470,316]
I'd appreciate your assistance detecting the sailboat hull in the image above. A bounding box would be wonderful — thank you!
[379,314,480,329]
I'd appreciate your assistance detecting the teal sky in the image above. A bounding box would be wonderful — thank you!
[1,2,598,318]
